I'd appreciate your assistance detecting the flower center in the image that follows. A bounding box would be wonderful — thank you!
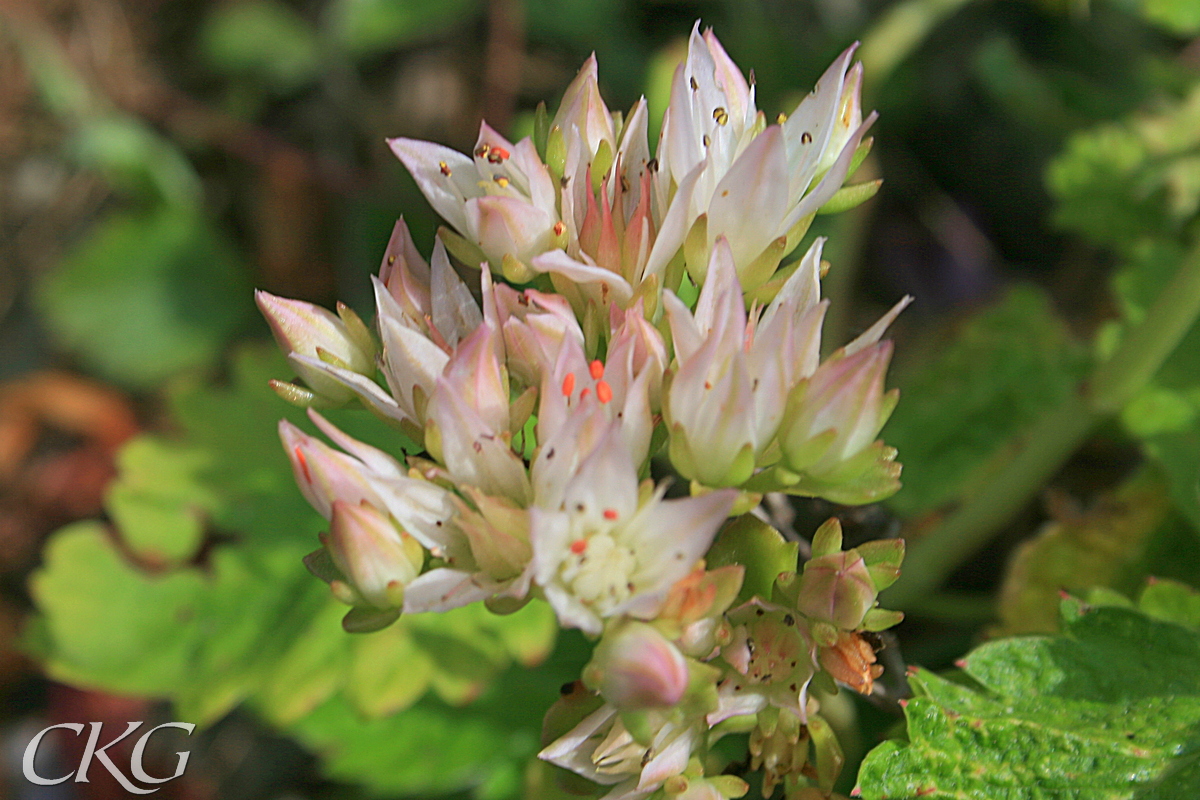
[558,530,637,614]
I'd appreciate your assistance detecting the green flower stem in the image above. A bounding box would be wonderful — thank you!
[885,240,1200,610]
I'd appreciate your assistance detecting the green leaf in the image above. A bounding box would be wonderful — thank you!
[1142,424,1200,534]
[994,468,1172,636]
[327,0,481,58]
[1138,579,1200,629]
[104,437,214,565]
[71,116,202,206]
[200,0,322,92]
[857,604,1200,799]
[884,286,1089,517]
[1141,0,1200,35]
[30,522,204,694]
[36,209,252,387]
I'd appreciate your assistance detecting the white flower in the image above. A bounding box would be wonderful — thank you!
[531,428,736,635]
[649,24,875,290]
[539,704,700,799]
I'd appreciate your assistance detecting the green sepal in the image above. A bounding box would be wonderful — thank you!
[807,713,845,793]
[857,538,906,590]
[270,379,329,408]
[706,514,799,605]
[545,125,566,181]
[738,234,789,294]
[847,136,874,179]
[533,101,550,160]
[341,606,401,634]
[810,518,843,558]
[591,139,614,192]
[818,179,882,216]
[303,547,342,584]
[336,301,377,360]
[684,214,710,286]
[861,607,904,631]
[437,225,487,270]
[784,212,815,253]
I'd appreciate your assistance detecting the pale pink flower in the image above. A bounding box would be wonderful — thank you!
[388,123,563,273]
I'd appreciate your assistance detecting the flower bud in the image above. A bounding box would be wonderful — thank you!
[779,341,895,479]
[256,291,375,405]
[795,551,877,631]
[324,499,424,610]
[584,621,689,710]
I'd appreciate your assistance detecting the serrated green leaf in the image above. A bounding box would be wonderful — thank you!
[858,605,1200,799]
[884,286,1089,517]
[30,522,203,694]
[105,436,214,565]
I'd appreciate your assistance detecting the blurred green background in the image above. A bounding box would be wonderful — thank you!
[2,0,1200,797]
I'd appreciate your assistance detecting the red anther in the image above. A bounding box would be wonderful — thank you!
[294,447,312,483]
[487,146,510,162]
[553,220,566,237]
[898,698,909,708]
[561,372,576,397]
[596,380,613,404]
[580,388,591,401]
[603,509,619,520]
[589,360,605,380]
[954,659,968,669]
[570,539,588,554]
[439,160,452,176]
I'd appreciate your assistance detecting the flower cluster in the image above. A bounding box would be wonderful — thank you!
[259,24,907,799]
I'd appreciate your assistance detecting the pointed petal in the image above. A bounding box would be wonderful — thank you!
[387,138,479,233]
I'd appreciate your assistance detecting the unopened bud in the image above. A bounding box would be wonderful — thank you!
[795,551,877,631]
[585,621,689,709]
[256,291,375,405]
[325,500,424,610]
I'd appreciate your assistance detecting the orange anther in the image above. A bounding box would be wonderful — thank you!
[561,372,576,397]
[603,508,619,521]
[596,380,613,404]
[589,360,605,380]
[570,539,588,554]
[553,220,566,237]
[580,388,591,401]
[487,146,510,163]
